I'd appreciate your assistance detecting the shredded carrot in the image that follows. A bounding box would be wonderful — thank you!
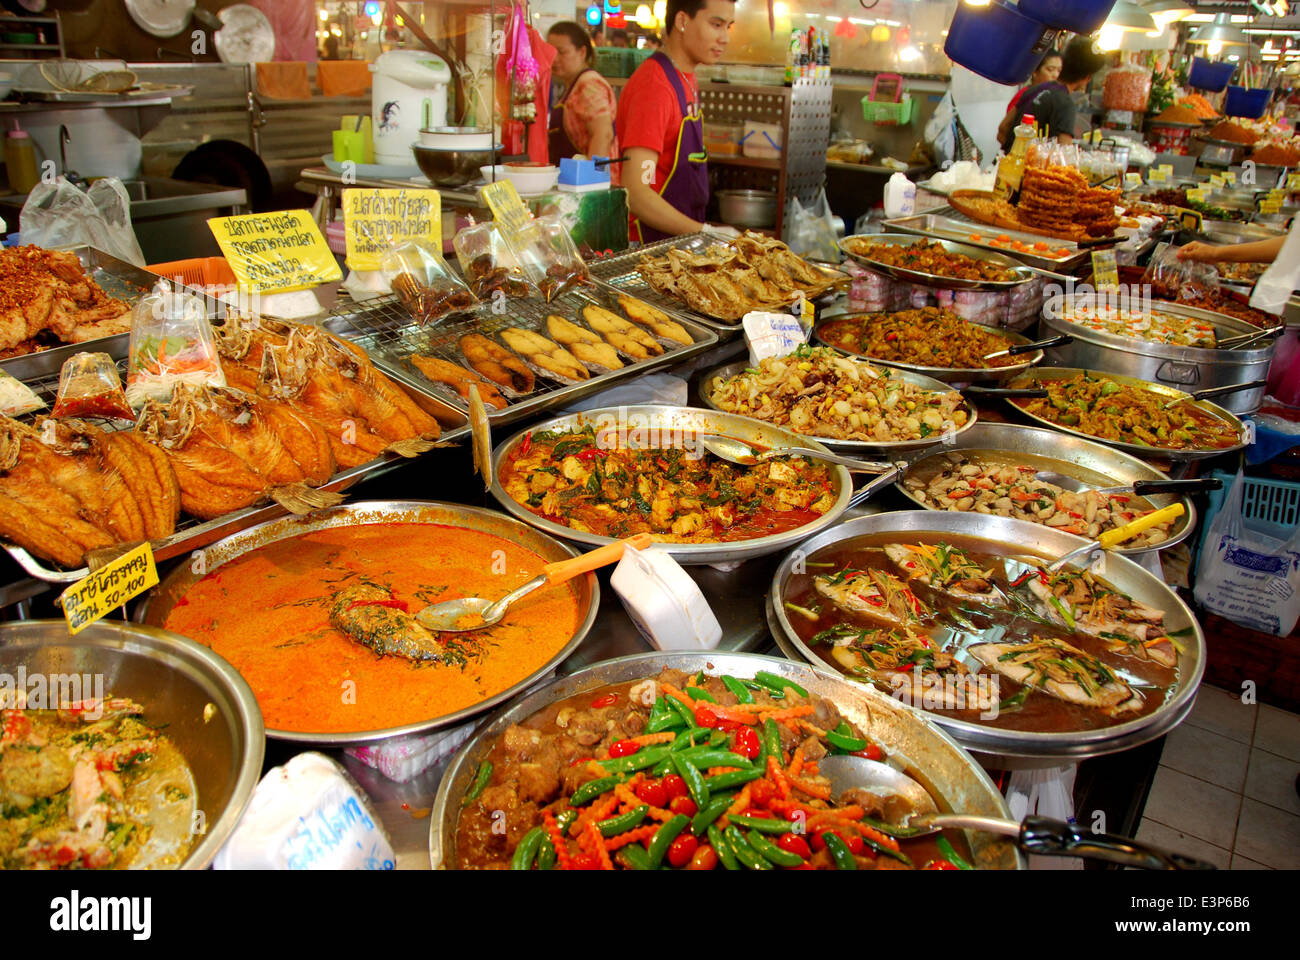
[572,792,621,837]
[787,746,805,780]
[660,681,693,706]
[758,705,815,723]
[543,812,572,870]
[807,805,864,826]
[854,821,902,852]
[767,755,792,799]
[629,731,676,747]
[709,704,760,725]
[605,824,658,851]
[615,783,673,822]
[587,821,615,869]
[708,766,742,776]
[769,798,826,820]
[789,776,832,800]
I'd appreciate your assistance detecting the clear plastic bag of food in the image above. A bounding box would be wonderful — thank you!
[1102,65,1152,113]
[1143,243,1221,302]
[452,220,533,301]
[381,239,477,326]
[51,351,134,420]
[125,283,225,408]
[501,214,590,302]
[0,369,46,417]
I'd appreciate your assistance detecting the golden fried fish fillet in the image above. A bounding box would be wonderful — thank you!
[499,327,590,381]
[616,295,692,345]
[409,355,508,409]
[545,315,623,370]
[459,333,535,394]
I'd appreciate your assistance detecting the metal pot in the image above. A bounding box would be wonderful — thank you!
[1039,295,1276,415]
[716,188,778,229]
[489,405,854,565]
[766,511,1204,764]
[0,620,264,869]
[138,501,599,746]
[429,650,1024,869]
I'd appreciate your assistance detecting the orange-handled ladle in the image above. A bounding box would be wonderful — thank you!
[414,533,653,632]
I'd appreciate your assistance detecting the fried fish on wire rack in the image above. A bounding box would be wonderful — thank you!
[0,416,179,568]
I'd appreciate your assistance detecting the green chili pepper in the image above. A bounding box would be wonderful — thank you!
[685,685,716,702]
[753,670,809,699]
[720,675,754,704]
[670,754,710,810]
[822,831,858,870]
[511,827,545,870]
[618,844,653,871]
[569,776,621,806]
[708,823,739,870]
[936,835,973,870]
[729,814,794,834]
[598,805,649,837]
[535,836,556,871]
[672,748,753,769]
[825,729,868,753]
[462,760,493,805]
[723,825,772,870]
[762,718,782,763]
[646,814,690,868]
[691,796,734,836]
[747,829,805,867]
[703,768,765,792]
[598,744,672,775]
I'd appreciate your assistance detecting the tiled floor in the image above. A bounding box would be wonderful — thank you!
[1137,684,1300,870]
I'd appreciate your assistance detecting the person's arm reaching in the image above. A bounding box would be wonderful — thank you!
[586,117,614,159]
[1178,236,1287,264]
[624,146,705,236]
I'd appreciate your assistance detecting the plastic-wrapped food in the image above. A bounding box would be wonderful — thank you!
[0,369,45,417]
[51,351,134,420]
[382,240,477,326]
[125,283,225,408]
[452,221,533,300]
[503,214,590,302]
[1102,65,1152,113]
[1144,243,1220,304]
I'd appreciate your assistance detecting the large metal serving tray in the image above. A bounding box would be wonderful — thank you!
[587,232,849,332]
[325,286,719,428]
[882,212,1092,273]
[840,233,1038,291]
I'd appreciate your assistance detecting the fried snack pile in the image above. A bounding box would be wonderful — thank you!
[0,246,132,358]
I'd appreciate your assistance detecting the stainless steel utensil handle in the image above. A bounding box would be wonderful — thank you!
[964,386,1050,399]
[1129,478,1222,496]
[773,447,894,472]
[1007,334,1073,356]
[485,574,547,619]
[1019,816,1217,870]
[847,464,905,509]
[1190,379,1268,401]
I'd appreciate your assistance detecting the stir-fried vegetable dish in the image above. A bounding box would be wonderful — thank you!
[844,238,1020,283]
[819,307,1022,369]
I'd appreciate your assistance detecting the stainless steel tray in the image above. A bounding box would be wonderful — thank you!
[327,286,718,428]
[1003,367,1249,461]
[489,404,855,565]
[429,650,1023,869]
[137,501,598,746]
[813,312,1043,384]
[840,233,1038,291]
[767,511,1205,761]
[889,422,1196,557]
[698,359,978,453]
[882,213,1090,273]
[589,232,848,331]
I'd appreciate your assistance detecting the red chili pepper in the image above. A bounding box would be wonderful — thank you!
[851,743,884,761]
[1110,495,1131,504]
[590,693,618,709]
[576,448,603,462]
[1068,511,1084,520]
[518,431,532,456]
[607,739,641,758]
[1008,571,1035,588]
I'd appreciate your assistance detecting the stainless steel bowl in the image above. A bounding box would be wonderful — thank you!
[490,405,853,565]
[716,188,778,229]
[138,501,599,745]
[0,620,265,869]
[413,142,499,187]
[839,233,1037,291]
[767,511,1204,763]
[429,650,1024,869]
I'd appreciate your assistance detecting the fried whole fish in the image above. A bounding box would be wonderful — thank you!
[459,333,535,394]
[409,354,508,409]
[329,583,446,662]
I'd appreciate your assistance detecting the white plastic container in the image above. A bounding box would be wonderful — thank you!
[611,545,722,650]
[741,121,783,159]
[371,50,452,164]
[883,171,917,218]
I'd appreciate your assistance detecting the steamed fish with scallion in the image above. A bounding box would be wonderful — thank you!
[968,637,1142,717]
[1026,567,1177,668]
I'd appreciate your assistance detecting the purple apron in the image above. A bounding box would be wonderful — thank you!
[630,51,708,244]
[548,68,595,163]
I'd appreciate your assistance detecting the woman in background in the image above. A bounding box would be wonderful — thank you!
[547,21,620,184]
[996,49,1063,147]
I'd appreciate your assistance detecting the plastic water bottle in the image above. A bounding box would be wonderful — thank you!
[883,172,917,218]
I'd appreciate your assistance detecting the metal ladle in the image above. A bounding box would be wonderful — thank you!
[699,434,893,472]
[818,755,1215,870]
[415,533,651,632]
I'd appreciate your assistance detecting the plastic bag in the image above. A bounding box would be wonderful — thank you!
[452,220,533,300]
[502,214,590,302]
[1194,469,1300,636]
[381,239,476,326]
[20,177,145,267]
[1143,242,1220,302]
[0,369,45,417]
[786,188,839,262]
[1102,65,1152,113]
[51,352,133,420]
[126,283,225,408]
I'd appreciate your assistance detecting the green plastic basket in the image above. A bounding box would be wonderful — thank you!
[862,95,915,126]
[594,47,631,78]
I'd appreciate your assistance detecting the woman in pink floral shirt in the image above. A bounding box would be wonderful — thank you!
[547,22,621,185]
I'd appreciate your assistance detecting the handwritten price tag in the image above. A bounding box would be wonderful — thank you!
[343,188,442,271]
[1091,248,1119,291]
[208,210,342,294]
[480,179,532,231]
[59,543,158,636]
[1223,170,1237,185]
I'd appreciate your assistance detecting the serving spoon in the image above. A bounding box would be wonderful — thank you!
[415,533,652,632]
[1032,472,1222,497]
[699,434,893,472]
[981,334,1074,361]
[818,755,1215,870]
[1160,378,1267,410]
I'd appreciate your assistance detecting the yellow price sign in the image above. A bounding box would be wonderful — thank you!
[1210,174,1226,187]
[1223,171,1237,185]
[59,542,158,636]
[1091,248,1119,291]
[208,210,342,294]
[1124,172,1142,189]
[1178,210,1203,232]
[343,188,442,271]
[1148,168,1169,183]
[1260,200,1283,214]
[480,179,532,231]
[1288,173,1300,190]
[1188,189,1208,203]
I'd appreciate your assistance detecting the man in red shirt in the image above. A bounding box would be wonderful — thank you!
[616,0,737,242]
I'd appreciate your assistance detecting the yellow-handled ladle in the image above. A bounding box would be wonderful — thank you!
[1047,503,1186,574]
